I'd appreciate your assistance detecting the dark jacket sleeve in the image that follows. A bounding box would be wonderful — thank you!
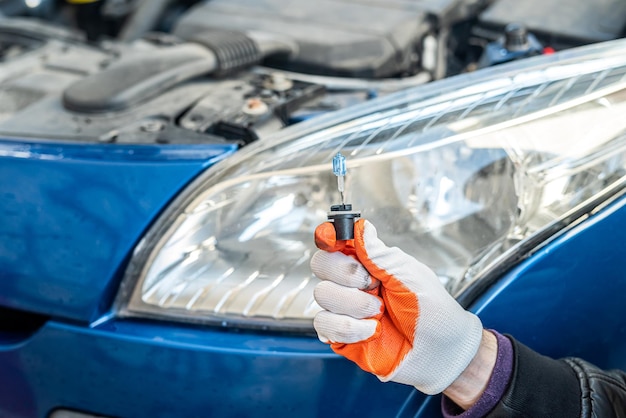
[563,357,626,417]
[487,337,626,417]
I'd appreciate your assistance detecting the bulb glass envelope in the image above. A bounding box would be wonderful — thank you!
[120,40,626,331]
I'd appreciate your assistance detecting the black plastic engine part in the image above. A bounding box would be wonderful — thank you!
[478,23,543,68]
[189,29,261,76]
[173,0,475,79]
[503,23,530,52]
[479,0,626,46]
[211,121,258,144]
[271,81,326,125]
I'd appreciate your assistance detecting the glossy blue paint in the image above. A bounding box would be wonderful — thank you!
[415,195,626,417]
[0,319,413,418]
[475,196,626,368]
[0,138,237,323]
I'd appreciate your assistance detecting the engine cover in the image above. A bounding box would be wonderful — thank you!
[174,0,475,78]
[0,19,327,145]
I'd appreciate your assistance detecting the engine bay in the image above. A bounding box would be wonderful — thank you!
[0,0,624,145]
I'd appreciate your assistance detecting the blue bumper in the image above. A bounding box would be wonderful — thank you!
[0,319,414,417]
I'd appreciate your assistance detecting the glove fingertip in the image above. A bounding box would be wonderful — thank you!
[313,311,331,344]
[369,319,382,341]
[314,222,346,252]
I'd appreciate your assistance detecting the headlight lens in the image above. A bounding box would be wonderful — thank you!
[119,40,626,331]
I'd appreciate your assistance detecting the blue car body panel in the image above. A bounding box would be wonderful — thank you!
[0,320,414,418]
[1,162,625,417]
[0,139,237,322]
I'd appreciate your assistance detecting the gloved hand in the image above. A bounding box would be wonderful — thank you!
[311,219,483,395]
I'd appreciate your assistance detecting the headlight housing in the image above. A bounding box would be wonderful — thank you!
[119,40,626,332]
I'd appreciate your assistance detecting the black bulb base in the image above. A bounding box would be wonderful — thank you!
[327,204,361,240]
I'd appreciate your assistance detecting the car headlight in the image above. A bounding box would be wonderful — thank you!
[118,39,626,332]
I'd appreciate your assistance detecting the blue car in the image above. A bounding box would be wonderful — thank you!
[1,0,626,417]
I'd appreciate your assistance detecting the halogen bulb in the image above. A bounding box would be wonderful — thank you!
[328,153,360,240]
[332,152,347,204]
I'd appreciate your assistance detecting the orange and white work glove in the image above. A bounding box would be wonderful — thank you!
[311,219,483,395]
